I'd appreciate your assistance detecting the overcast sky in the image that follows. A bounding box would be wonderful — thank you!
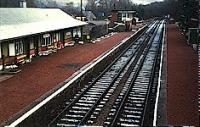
[54,0,164,6]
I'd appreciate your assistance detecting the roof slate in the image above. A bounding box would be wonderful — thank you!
[0,8,87,41]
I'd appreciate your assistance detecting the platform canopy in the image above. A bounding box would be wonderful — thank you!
[0,8,87,41]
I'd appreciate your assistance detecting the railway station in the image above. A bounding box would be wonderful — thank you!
[0,0,199,126]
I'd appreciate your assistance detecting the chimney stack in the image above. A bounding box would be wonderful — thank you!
[20,0,27,8]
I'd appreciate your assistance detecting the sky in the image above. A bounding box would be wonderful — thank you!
[54,0,164,6]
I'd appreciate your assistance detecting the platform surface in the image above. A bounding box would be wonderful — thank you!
[0,32,133,123]
[166,24,199,126]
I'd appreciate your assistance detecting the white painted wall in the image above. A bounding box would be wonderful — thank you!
[9,43,15,56]
[20,1,27,8]
[0,44,2,70]
[134,17,139,22]
[30,41,34,49]
[0,44,1,59]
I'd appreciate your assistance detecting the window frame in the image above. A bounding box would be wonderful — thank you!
[46,37,51,46]
[15,40,24,55]
[40,36,46,47]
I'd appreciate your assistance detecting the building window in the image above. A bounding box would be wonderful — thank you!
[15,41,24,55]
[73,28,81,38]
[39,36,46,47]
[46,37,51,46]
[52,33,60,42]
[122,13,126,18]
[30,40,34,49]
[65,32,72,40]
[53,33,56,42]
[56,33,60,42]
[41,33,51,46]
[40,38,46,47]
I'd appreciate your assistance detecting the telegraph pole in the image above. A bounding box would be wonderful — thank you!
[81,0,83,21]
[81,0,83,41]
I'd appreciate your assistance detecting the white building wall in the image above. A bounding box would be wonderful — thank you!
[20,0,27,8]
[0,44,2,70]
[30,41,34,49]
[0,44,1,59]
[9,43,15,56]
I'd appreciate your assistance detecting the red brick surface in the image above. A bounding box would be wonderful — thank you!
[0,32,132,123]
[166,24,199,125]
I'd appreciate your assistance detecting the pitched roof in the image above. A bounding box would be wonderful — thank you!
[111,9,136,13]
[83,11,97,21]
[87,20,109,26]
[0,8,87,41]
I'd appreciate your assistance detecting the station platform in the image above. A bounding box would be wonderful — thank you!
[0,32,133,123]
[165,24,199,125]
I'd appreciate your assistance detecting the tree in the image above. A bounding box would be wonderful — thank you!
[0,0,21,7]
[61,2,80,16]
[0,0,36,7]
[85,0,134,19]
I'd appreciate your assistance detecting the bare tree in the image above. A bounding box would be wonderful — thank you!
[61,2,80,16]
[85,0,133,19]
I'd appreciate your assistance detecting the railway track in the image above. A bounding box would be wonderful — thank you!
[106,22,164,126]
[3,20,165,127]
[47,21,165,127]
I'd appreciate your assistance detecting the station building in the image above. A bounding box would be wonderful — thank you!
[110,9,136,30]
[0,8,87,70]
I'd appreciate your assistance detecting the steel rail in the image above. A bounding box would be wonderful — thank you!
[78,22,159,126]
[48,22,156,126]
[110,21,163,127]
[141,21,164,126]
[153,20,166,126]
